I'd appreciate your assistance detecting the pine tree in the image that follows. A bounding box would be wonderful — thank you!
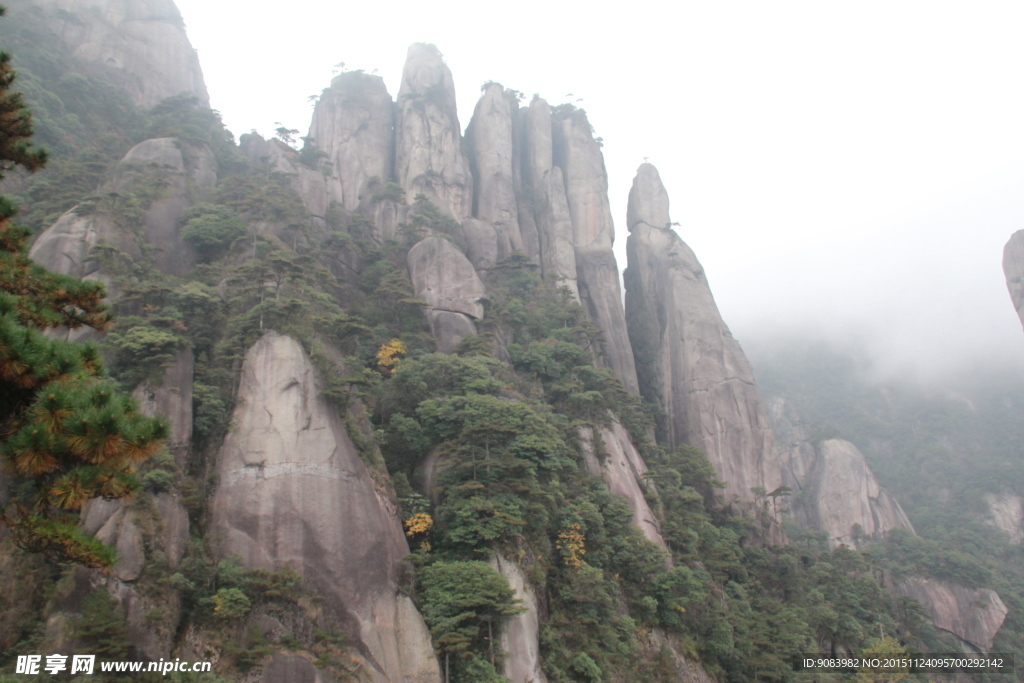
[0,6,166,569]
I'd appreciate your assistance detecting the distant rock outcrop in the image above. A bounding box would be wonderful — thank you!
[1003,230,1024,332]
[802,439,914,548]
[211,332,440,683]
[892,578,1007,651]
[624,163,781,508]
[395,43,473,220]
[132,348,193,468]
[408,236,485,352]
[984,492,1024,544]
[9,0,208,108]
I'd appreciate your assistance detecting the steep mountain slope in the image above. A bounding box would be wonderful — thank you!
[3,3,1023,682]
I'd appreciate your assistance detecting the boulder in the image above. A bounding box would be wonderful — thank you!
[467,84,523,250]
[211,332,440,683]
[984,492,1024,544]
[1003,230,1024,332]
[308,71,395,213]
[892,578,1007,651]
[578,418,667,550]
[395,43,473,220]
[13,0,208,108]
[489,553,548,683]
[624,163,781,508]
[803,439,914,548]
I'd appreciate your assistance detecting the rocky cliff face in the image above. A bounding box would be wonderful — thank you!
[892,578,1007,651]
[1003,230,1024,332]
[8,0,208,108]
[552,109,639,394]
[31,137,216,281]
[132,348,193,468]
[308,71,395,215]
[802,439,914,548]
[578,418,667,550]
[210,332,440,683]
[624,163,781,507]
[395,43,473,220]
[984,492,1024,544]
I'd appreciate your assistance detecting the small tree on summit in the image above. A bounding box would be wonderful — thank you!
[0,6,166,569]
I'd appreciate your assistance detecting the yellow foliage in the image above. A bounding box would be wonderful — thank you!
[405,512,434,537]
[556,523,586,568]
[376,338,407,370]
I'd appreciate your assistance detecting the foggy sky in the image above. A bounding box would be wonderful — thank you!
[173,0,1024,380]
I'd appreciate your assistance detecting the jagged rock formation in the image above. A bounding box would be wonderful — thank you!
[802,439,914,548]
[551,109,638,394]
[984,492,1024,544]
[578,418,667,550]
[31,137,216,280]
[395,43,472,220]
[210,332,440,683]
[892,578,1007,651]
[467,84,523,252]
[1003,230,1024,331]
[407,236,485,352]
[624,163,781,507]
[520,98,576,295]
[489,554,548,683]
[7,0,208,108]
[308,71,395,214]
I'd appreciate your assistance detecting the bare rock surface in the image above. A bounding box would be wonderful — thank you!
[468,84,522,251]
[153,493,189,569]
[94,506,143,582]
[489,553,548,683]
[520,99,578,298]
[261,655,335,683]
[893,578,1007,651]
[9,0,208,108]
[578,419,667,550]
[132,347,193,467]
[309,71,395,213]
[211,332,440,683]
[766,397,817,496]
[624,163,781,507]
[547,108,637,393]
[395,43,472,219]
[984,492,1024,544]
[804,439,914,548]
[1003,230,1024,332]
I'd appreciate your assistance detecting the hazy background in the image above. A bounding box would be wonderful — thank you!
[173,0,1024,381]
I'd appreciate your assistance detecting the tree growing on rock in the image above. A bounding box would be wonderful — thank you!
[0,15,166,568]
